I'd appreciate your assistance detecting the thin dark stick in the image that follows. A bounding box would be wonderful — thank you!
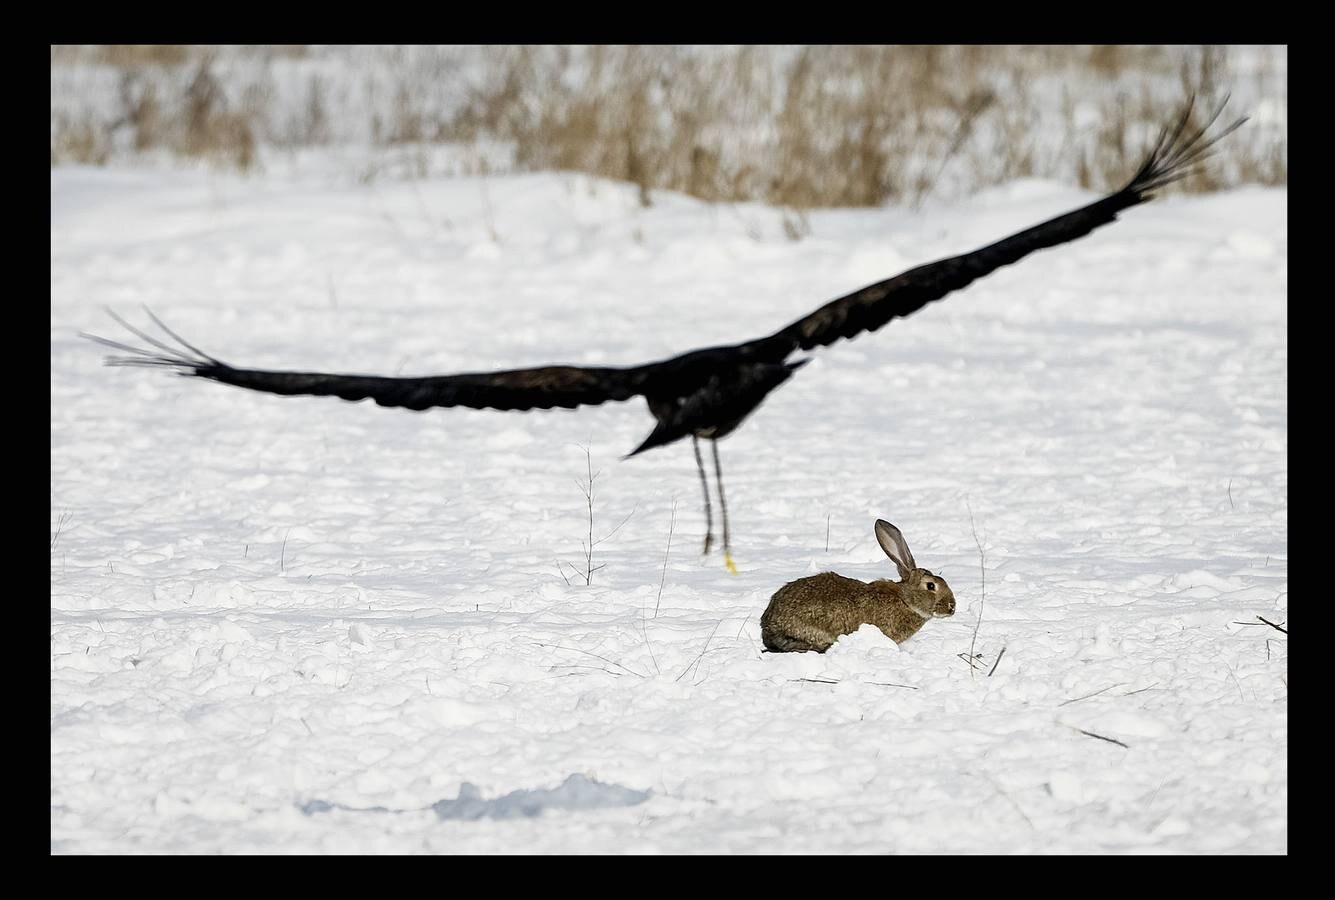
[1122,682,1160,697]
[676,621,722,683]
[639,617,659,676]
[825,514,830,553]
[584,445,595,584]
[597,505,636,545]
[1223,661,1245,701]
[1059,682,1129,706]
[550,664,624,678]
[535,642,645,679]
[51,511,73,553]
[734,611,751,639]
[654,499,677,618]
[983,772,1034,831]
[1256,616,1287,634]
[1071,726,1130,749]
[987,646,1007,677]
[788,677,918,690]
[966,498,987,678]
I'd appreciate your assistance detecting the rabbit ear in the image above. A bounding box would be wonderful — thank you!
[874,519,916,579]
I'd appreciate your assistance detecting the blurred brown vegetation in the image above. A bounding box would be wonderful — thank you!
[51,45,1287,207]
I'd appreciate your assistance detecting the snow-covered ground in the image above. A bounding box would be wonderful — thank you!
[50,164,1286,853]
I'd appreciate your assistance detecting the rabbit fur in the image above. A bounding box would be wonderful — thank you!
[761,519,955,653]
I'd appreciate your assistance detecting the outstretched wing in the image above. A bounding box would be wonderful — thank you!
[86,100,1245,416]
[84,309,648,412]
[747,98,1247,358]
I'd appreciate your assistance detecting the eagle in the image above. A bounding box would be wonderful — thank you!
[86,99,1245,572]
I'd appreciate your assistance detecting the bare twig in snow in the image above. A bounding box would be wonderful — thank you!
[1059,682,1128,706]
[536,641,646,679]
[1146,776,1169,810]
[639,616,660,676]
[1256,616,1286,634]
[914,88,995,210]
[566,442,633,585]
[966,497,987,679]
[654,499,677,618]
[789,677,918,689]
[51,510,73,553]
[734,611,751,640]
[982,771,1034,831]
[1223,660,1245,701]
[676,621,722,683]
[1122,682,1160,697]
[1067,725,1130,749]
[579,444,597,583]
[550,663,625,677]
[987,646,1007,677]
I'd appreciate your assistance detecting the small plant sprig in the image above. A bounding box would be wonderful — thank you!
[561,442,633,586]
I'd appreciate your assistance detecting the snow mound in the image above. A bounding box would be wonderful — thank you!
[825,623,901,657]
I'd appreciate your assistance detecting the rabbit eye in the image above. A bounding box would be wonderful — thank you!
[926,582,936,592]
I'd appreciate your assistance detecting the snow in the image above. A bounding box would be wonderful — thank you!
[51,164,1286,853]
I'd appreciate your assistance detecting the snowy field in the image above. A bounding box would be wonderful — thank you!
[50,164,1287,853]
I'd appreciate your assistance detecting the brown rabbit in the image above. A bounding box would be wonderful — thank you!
[761,519,956,653]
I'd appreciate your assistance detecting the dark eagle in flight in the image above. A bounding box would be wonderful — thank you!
[87,100,1244,572]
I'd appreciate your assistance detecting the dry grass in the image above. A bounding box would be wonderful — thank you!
[50,45,1287,204]
[52,48,258,169]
